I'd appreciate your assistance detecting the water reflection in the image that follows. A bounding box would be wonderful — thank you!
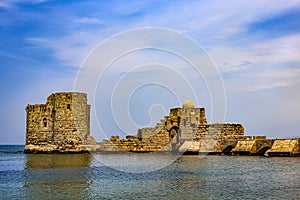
[23,154,93,199]
[25,153,93,169]
[93,153,180,173]
[15,154,300,199]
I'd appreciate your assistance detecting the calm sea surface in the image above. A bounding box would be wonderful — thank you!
[0,145,299,200]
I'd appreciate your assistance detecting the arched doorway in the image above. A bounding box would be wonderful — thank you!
[168,126,180,151]
[222,145,234,154]
[257,146,271,155]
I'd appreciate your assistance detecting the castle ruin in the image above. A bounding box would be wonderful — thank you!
[24,92,300,156]
[97,99,247,154]
[24,92,96,153]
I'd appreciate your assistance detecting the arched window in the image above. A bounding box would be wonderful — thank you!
[43,118,47,127]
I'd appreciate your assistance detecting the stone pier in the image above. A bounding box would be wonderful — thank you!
[266,139,300,156]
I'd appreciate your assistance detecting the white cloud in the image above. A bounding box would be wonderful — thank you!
[0,0,49,8]
[3,0,300,142]
[208,33,300,91]
[253,34,300,63]
[0,2,9,8]
[208,33,300,67]
[24,0,300,66]
[142,0,300,40]
[223,66,300,92]
[74,17,102,25]
[24,1,300,93]
[26,32,104,67]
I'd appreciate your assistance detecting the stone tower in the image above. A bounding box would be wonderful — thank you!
[179,100,207,141]
[25,92,96,153]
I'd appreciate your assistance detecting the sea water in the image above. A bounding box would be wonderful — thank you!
[0,145,299,199]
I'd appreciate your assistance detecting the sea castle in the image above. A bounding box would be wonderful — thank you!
[24,92,300,156]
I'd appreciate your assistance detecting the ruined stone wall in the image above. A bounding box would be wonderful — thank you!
[26,104,54,145]
[25,95,300,155]
[97,103,246,153]
[180,107,207,140]
[48,92,92,145]
[138,119,166,139]
[165,108,181,130]
[232,140,255,153]
[232,137,274,155]
[25,92,95,153]
[181,123,248,153]
[139,108,181,139]
[267,139,300,156]
[193,123,245,141]
[97,107,183,152]
[96,130,172,152]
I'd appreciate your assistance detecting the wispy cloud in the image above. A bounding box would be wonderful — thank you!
[138,0,300,40]
[1,0,300,143]
[22,0,300,67]
[26,32,105,67]
[0,2,9,8]
[74,17,102,25]
[225,67,300,92]
[0,0,49,8]
[23,0,300,93]
[208,33,300,91]
[209,33,300,71]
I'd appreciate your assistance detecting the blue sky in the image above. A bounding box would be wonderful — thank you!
[1,0,300,144]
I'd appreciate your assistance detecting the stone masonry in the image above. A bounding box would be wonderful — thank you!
[95,100,299,156]
[24,93,300,156]
[96,100,254,154]
[24,92,96,153]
